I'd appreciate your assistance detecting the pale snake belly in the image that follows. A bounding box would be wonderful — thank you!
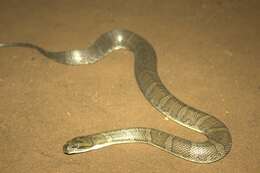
[0,29,232,163]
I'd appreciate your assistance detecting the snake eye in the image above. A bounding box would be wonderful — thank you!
[71,143,79,149]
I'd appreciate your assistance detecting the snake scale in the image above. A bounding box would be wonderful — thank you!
[0,29,232,163]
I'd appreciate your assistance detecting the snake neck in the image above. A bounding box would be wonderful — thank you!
[91,128,150,146]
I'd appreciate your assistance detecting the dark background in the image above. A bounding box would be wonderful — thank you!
[0,0,259,173]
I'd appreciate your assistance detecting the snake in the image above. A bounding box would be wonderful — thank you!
[0,29,232,163]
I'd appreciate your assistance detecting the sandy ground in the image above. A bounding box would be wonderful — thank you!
[0,0,259,173]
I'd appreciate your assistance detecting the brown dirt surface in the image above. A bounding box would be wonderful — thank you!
[0,0,259,173]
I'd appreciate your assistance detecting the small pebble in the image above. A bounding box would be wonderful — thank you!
[225,110,230,114]
[224,49,233,56]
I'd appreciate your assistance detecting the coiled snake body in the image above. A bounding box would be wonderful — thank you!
[0,29,232,163]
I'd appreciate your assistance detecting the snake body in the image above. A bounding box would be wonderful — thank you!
[0,29,232,163]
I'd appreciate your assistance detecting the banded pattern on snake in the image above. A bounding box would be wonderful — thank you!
[0,29,232,163]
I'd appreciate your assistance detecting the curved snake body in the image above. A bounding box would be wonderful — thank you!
[0,29,232,163]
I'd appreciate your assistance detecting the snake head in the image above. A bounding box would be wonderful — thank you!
[63,136,95,154]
